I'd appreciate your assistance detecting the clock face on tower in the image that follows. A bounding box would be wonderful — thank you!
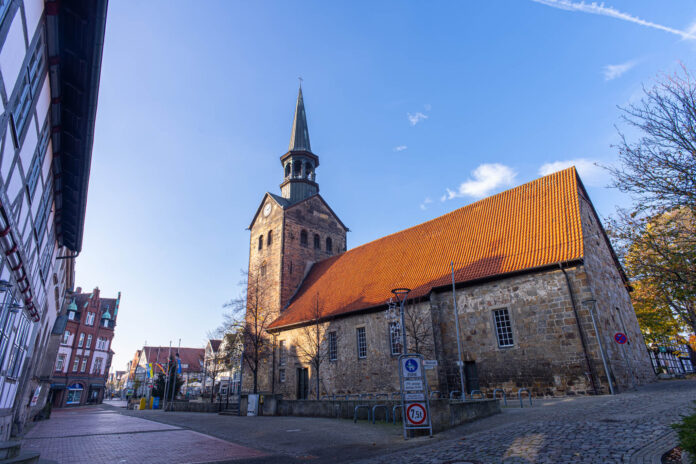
[263,203,272,217]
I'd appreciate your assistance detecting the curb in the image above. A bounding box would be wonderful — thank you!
[628,430,678,464]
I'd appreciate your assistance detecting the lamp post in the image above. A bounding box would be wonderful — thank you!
[391,288,411,354]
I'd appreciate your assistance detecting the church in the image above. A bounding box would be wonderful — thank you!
[242,87,654,400]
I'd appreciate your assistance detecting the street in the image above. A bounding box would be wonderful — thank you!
[22,378,696,464]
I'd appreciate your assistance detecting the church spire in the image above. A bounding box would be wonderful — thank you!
[280,85,320,203]
[288,86,311,152]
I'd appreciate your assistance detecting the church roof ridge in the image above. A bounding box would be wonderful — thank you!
[269,166,586,330]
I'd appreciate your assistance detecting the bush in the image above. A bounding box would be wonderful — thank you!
[672,402,696,462]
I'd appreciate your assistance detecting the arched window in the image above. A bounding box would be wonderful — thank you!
[258,235,263,250]
[300,230,308,246]
[285,163,291,177]
[267,230,273,246]
[293,160,302,177]
[326,237,332,253]
[313,234,320,249]
[305,162,313,179]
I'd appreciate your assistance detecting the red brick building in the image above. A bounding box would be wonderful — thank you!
[50,287,120,407]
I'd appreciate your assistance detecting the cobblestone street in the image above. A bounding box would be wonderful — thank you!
[358,378,696,464]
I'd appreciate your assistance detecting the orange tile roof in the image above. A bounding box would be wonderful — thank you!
[268,167,584,330]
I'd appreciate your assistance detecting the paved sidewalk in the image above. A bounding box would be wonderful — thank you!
[22,406,266,464]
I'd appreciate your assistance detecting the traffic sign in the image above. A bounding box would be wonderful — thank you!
[402,358,422,378]
[423,360,438,370]
[404,380,423,391]
[614,332,627,344]
[405,403,427,425]
[398,354,432,439]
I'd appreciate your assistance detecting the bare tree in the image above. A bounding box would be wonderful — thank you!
[224,265,274,394]
[605,66,696,334]
[295,294,329,399]
[404,299,435,357]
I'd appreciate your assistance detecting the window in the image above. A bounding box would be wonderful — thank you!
[72,357,79,372]
[285,164,291,177]
[267,230,273,246]
[279,368,286,383]
[0,292,13,368]
[86,335,92,349]
[68,311,75,321]
[389,322,402,355]
[80,358,87,372]
[62,330,70,344]
[56,354,66,371]
[66,384,83,405]
[258,235,263,250]
[10,30,46,147]
[93,358,103,375]
[278,340,286,365]
[8,315,30,378]
[300,230,308,247]
[326,237,332,253]
[78,333,85,347]
[0,0,12,26]
[328,331,337,361]
[313,234,320,249]
[494,308,514,347]
[260,262,267,277]
[33,178,52,241]
[103,318,110,328]
[26,119,51,201]
[356,327,367,359]
[86,312,95,325]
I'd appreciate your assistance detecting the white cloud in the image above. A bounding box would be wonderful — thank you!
[538,158,607,186]
[419,197,433,210]
[407,112,428,126]
[442,163,517,200]
[394,145,408,152]
[531,0,696,40]
[603,60,637,81]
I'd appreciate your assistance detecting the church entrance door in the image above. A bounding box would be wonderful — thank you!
[464,361,479,393]
[296,368,309,399]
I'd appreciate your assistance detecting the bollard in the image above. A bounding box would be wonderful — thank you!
[371,405,389,424]
[518,388,532,408]
[493,389,507,407]
[353,405,371,423]
[470,390,484,400]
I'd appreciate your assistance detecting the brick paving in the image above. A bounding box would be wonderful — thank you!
[354,378,696,464]
[22,407,266,464]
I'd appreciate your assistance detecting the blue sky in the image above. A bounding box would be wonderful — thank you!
[77,1,696,372]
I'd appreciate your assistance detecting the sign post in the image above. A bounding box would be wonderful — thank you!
[398,354,432,439]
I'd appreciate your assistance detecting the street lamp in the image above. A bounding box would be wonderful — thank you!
[391,288,411,354]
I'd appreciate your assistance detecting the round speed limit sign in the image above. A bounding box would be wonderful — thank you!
[406,403,427,426]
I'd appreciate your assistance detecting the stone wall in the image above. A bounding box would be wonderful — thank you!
[272,307,439,399]
[577,192,655,390]
[434,265,604,396]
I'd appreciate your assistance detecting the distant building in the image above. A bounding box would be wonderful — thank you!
[49,287,120,407]
[204,338,241,399]
[129,346,205,398]
[243,88,654,399]
[648,338,695,376]
[0,0,106,439]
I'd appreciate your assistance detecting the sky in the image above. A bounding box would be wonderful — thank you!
[76,1,696,372]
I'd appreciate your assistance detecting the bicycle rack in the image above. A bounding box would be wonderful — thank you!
[493,388,507,407]
[429,391,440,399]
[392,404,402,424]
[391,392,402,400]
[470,390,485,400]
[518,389,532,408]
[353,405,371,423]
[449,390,461,400]
[374,393,389,400]
[372,404,389,424]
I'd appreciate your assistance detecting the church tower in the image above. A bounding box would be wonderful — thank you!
[247,86,348,344]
